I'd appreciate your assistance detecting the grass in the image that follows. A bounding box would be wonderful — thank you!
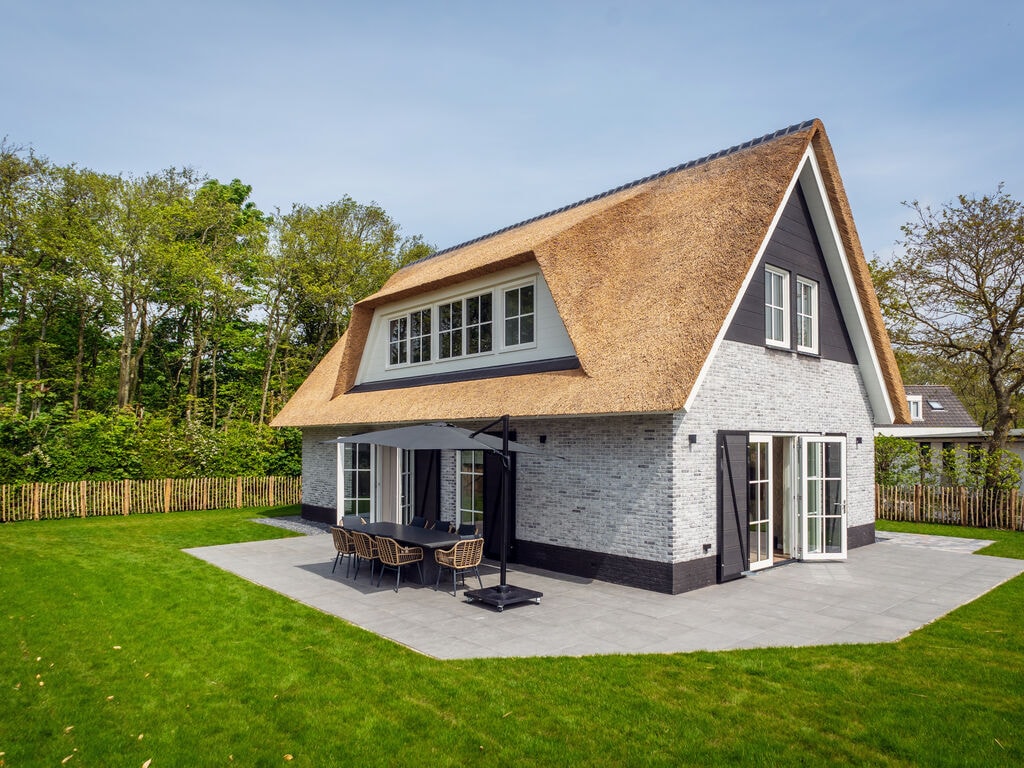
[1,511,1022,767]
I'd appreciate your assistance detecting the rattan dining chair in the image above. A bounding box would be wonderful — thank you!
[375,536,425,592]
[434,537,485,596]
[330,526,356,578]
[351,530,380,581]
[431,519,452,533]
[409,516,427,528]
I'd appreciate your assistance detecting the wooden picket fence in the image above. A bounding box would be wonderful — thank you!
[876,484,1024,531]
[0,476,301,523]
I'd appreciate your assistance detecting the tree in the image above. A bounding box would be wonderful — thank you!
[882,185,1024,480]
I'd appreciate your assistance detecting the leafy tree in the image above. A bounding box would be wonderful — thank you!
[880,186,1024,483]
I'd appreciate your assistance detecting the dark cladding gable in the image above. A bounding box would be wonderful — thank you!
[724,185,856,364]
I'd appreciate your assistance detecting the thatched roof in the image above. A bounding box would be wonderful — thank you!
[273,119,909,428]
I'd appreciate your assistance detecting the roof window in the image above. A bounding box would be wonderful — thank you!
[927,400,945,410]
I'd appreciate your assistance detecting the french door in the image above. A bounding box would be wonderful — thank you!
[747,436,773,570]
[799,436,846,560]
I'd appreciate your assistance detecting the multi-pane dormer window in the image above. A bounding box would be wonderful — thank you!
[378,273,557,374]
[504,284,535,347]
[409,308,431,363]
[439,292,493,359]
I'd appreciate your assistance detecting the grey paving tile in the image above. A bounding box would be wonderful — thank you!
[185,531,1024,659]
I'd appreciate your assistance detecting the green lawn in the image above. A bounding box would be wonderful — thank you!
[2,511,1022,767]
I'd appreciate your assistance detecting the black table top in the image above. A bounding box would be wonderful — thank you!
[357,522,461,550]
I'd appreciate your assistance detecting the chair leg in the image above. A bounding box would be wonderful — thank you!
[474,565,482,590]
[394,566,402,593]
[332,552,340,573]
[434,565,443,591]
[451,568,457,597]
[345,552,352,578]
[415,561,423,585]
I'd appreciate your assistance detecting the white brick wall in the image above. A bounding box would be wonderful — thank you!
[298,339,878,569]
[674,340,877,561]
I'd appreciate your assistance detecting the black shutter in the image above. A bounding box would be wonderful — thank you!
[414,450,441,523]
[482,434,516,561]
[718,431,749,582]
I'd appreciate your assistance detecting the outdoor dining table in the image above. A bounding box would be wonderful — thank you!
[357,522,462,586]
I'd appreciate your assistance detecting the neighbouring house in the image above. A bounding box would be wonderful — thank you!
[272,119,910,594]
[876,385,1024,486]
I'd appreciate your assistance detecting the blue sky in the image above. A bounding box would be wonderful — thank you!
[3,1,1022,261]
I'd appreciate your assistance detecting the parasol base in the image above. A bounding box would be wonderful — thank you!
[464,583,543,612]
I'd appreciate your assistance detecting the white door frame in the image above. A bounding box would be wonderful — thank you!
[799,435,847,561]
[747,434,774,571]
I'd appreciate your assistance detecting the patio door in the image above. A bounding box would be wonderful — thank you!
[799,436,846,560]
[747,436,773,571]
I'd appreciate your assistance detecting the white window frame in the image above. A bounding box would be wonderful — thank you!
[338,442,376,521]
[457,449,485,532]
[764,266,790,348]
[387,316,408,366]
[399,449,414,523]
[502,281,537,350]
[795,276,818,354]
[437,290,494,360]
[408,307,432,365]
[907,395,923,421]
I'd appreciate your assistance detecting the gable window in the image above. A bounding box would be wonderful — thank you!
[764,266,789,347]
[907,395,923,421]
[796,277,818,354]
[504,283,535,347]
[439,292,493,359]
[409,308,431,363]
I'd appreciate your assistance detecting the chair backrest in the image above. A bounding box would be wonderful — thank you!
[452,537,484,568]
[457,523,477,537]
[409,516,426,528]
[376,536,399,566]
[432,519,452,533]
[352,530,378,559]
[331,526,353,554]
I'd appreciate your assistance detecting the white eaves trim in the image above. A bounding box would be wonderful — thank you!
[682,146,897,425]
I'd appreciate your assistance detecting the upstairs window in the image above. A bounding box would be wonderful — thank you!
[438,300,463,359]
[796,277,818,354]
[504,284,535,347]
[409,308,431,363]
[764,266,789,347]
[439,292,493,359]
[388,317,408,366]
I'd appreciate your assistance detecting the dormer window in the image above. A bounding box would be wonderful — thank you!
[409,308,431,363]
[504,283,535,347]
[907,395,923,421]
[439,292,493,359]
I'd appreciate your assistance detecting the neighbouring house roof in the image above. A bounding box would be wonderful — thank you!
[875,385,980,439]
[273,119,909,429]
[904,385,980,429]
